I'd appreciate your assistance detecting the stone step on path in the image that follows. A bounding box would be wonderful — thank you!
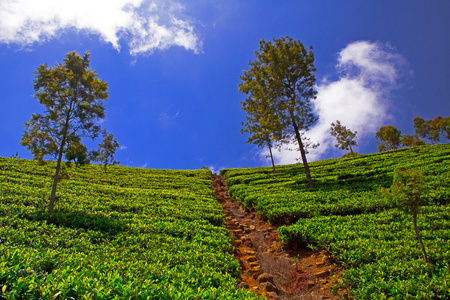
[212,174,343,300]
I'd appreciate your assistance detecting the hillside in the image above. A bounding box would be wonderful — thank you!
[1,144,449,299]
[221,143,450,299]
[0,159,259,299]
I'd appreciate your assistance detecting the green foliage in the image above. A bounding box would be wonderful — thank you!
[414,116,450,144]
[222,144,450,298]
[238,36,318,188]
[389,168,430,213]
[330,120,357,155]
[387,168,431,262]
[440,117,450,139]
[20,51,109,212]
[21,51,108,157]
[65,137,89,168]
[401,134,426,147]
[240,95,284,172]
[0,158,260,299]
[277,207,450,299]
[20,114,59,160]
[92,130,120,171]
[375,125,402,151]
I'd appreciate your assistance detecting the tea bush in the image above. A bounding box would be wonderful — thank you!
[0,159,259,299]
[222,144,450,299]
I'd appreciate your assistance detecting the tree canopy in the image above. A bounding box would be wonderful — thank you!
[330,120,357,155]
[92,130,120,171]
[20,51,108,212]
[238,36,318,188]
[65,136,90,168]
[375,125,402,152]
[240,91,284,173]
[413,116,450,144]
[388,168,430,262]
[400,134,426,147]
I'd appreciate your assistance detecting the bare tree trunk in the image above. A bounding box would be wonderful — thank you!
[268,143,276,173]
[48,137,66,212]
[413,210,428,262]
[290,112,314,189]
[48,98,75,212]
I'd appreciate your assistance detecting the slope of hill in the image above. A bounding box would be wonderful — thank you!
[0,159,259,299]
[221,144,450,299]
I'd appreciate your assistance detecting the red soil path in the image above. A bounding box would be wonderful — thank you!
[213,174,344,299]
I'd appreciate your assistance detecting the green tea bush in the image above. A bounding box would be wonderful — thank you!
[222,144,450,298]
[0,158,260,299]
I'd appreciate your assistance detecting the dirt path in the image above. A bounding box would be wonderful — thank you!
[213,174,343,300]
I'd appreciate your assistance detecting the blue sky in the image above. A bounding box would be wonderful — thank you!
[0,0,449,172]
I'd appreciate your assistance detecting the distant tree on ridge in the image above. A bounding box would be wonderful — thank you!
[65,136,90,168]
[91,130,120,172]
[413,116,450,144]
[375,125,401,152]
[400,134,426,148]
[330,120,357,156]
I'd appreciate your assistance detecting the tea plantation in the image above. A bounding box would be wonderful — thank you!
[0,159,260,299]
[222,144,450,299]
[2,144,449,299]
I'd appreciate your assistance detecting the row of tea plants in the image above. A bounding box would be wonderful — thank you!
[221,143,450,299]
[0,158,260,299]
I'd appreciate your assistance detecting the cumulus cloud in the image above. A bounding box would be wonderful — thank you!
[0,0,201,55]
[261,41,406,165]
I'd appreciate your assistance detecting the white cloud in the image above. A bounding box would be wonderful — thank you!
[338,41,401,85]
[158,110,179,127]
[204,165,224,175]
[261,41,406,165]
[0,0,201,55]
[207,166,217,174]
[119,145,128,150]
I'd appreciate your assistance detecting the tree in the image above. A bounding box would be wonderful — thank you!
[330,120,357,156]
[241,95,284,173]
[65,137,90,168]
[20,51,108,212]
[400,134,425,147]
[238,36,318,188]
[388,168,430,262]
[414,116,450,144]
[375,125,401,152]
[413,116,436,144]
[92,130,120,171]
[439,117,450,140]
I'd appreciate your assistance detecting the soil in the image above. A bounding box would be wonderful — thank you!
[212,174,344,300]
